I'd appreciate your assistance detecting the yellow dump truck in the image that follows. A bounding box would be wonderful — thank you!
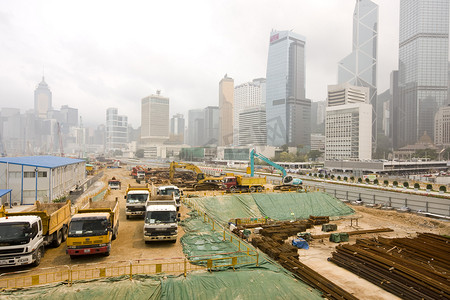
[0,200,71,267]
[222,175,267,193]
[66,199,119,258]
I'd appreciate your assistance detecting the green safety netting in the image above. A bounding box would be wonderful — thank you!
[252,192,355,221]
[1,271,322,300]
[190,192,354,224]
[190,195,263,225]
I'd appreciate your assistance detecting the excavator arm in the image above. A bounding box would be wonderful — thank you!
[250,149,287,177]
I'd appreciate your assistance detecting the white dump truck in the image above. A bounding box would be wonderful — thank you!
[143,195,180,243]
[124,184,151,219]
[0,200,71,267]
[156,185,182,211]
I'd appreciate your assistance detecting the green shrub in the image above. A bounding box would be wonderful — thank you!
[344,176,348,181]
[365,178,370,184]
[403,182,409,188]
[414,183,420,189]
[373,179,379,185]
[319,174,324,178]
[331,175,335,180]
[383,180,388,186]
[426,184,432,191]
[358,178,362,183]
[393,181,398,187]
[439,186,446,193]
[350,176,355,182]
[337,175,341,180]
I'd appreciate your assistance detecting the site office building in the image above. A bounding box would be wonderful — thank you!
[0,156,85,206]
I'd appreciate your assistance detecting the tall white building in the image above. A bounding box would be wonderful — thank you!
[106,108,128,151]
[234,78,266,143]
[34,77,52,119]
[238,106,267,146]
[325,84,372,161]
[141,91,169,145]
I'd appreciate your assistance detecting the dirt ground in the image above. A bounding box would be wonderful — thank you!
[2,166,449,300]
[295,204,450,300]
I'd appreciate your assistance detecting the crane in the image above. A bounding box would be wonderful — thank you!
[249,149,302,190]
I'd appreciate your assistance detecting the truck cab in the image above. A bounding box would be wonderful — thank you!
[156,185,181,210]
[66,213,113,257]
[0,216,44,267]
[124,186,151,219]
[143,201,179,243]
[108,178,121,190]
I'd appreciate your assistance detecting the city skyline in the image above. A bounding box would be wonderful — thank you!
[0,0,404,127]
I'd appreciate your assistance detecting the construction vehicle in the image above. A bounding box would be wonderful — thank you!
[169,161,224,190]
[108,177,121,190]
[155,185,182,211]
[124,184,151,219]
[222,175,266,193]
[0,200,71,267]
[250,149,302,190]
[143,195,180,243]
[66,199,119,258]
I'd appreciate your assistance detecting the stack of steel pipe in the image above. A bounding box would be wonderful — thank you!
[330,233,450,299]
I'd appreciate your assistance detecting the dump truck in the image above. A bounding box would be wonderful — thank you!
[222,175,266,193]
[124,184,151,219]
[66,199,119,258]
[108,177,121,190]
[143,195,180,243]
[0,200,71,267]
[156,185,182,211]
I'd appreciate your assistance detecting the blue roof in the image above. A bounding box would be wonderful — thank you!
[0,156,85,169]
[0,189,12,197]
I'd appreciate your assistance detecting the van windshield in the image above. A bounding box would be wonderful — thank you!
[159,189,179,197]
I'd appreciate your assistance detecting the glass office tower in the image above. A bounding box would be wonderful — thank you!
[396,0,449,147]
[338,0,378,150]
[266,30,310,147]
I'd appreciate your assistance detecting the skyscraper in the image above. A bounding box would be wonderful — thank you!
[338,0,378,150]
[395,0,449,147]
[187,109,204,146]
[170,113,185,144]
[141,91,169,145]
[219,75,234,146]
[204,106,219,146]
[106,107,128,151]
[34,77,52,119]
[266,30,311,147]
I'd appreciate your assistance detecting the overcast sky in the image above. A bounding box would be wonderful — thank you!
[0,0,401,128]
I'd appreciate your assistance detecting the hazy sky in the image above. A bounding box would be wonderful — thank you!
[0,0,401,128]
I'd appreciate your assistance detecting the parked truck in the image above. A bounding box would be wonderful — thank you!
[124,184,151,219]
[0,200,71,267]
[143,195,180,243]
[155,185,182,211]
[66,199,119,258]
[108,177,121,190]
[222,175,266,193]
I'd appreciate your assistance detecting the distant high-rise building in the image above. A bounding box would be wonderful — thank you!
[187,109,205,146]
[219,75,234,146]
[34,77,52,119]
[106,107,128,151]
[266,30,311,147]
[338,0,378,149]
[169,113,185,144]
[204,106,219,146]
[238,106,267,146]
[325,83,372,161]
[60,105,78,128]
[141,91,169,145]
[395,0,449,147]
[234,78,266,143]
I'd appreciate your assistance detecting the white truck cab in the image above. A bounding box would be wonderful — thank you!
[0,216,44,267]
[156,185,182,211]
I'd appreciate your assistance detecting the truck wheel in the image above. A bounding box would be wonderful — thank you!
[52,230,62,247]
[126,215,130,220]
[257,186,263,193]
[70,255,77,259]
[32,248,43,267]
[104,250,110,256]
[249,186,256,193]
[62,226,68,242]
[230,187,236,193]
[170,239,176,243]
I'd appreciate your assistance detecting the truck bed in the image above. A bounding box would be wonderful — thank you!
[238,176,266,186]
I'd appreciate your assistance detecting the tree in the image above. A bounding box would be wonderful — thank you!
[308,150,323,161]
[413,148,437,160]
[135,149,145,158]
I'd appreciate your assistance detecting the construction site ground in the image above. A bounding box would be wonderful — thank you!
[1,166,449,299]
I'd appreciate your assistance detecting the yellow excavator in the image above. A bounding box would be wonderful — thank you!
[169,161,224,190]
